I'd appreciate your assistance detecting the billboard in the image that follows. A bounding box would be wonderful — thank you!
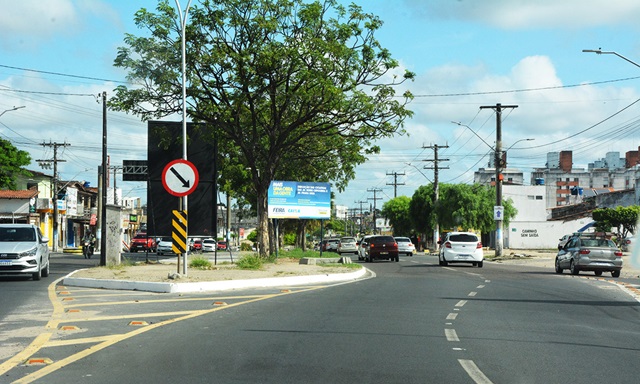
[268,181,331,219]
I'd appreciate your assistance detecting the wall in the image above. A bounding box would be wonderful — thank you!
[506,218,592,249]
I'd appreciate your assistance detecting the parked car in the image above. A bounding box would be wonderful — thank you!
[0,224,50,280]
[130,232,156,253]
[621,236,634,252]
[217,241,227,251]
[395,237,416,256]
[192,239,203,252]
[558,233,574,250]
[364,235,399,262]
[438,232,484,267]
[357,235,373,261]
[156,237,175,255]
[555,233,622,277]
[321,238,340,252]
[337,236,358,255]
[202,238,216,252]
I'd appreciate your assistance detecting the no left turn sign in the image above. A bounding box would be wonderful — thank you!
[162,159,199,197]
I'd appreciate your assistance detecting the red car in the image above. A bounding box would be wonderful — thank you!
[217,241,227,250]
[192,240,203,252]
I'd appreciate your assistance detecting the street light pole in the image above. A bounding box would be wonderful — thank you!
[582,49,640,69]
[0,106,26,118]
[175,0,192,275]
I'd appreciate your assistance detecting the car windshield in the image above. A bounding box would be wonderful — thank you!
[341,237,356,243]
[448,234,478,243]
[580,238,615,248]
[395,237,411,243]
[370,236,395,244]
[0,227,35,242]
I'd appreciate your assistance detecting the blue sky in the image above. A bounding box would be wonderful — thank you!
[2,0,640,211]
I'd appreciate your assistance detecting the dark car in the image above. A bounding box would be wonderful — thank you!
[555,233,622,277]
[364,235,399,262]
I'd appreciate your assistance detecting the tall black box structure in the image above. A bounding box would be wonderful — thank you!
[146,121,216,238]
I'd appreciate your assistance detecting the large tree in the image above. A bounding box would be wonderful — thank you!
[593,206,640,240]
[381,196,412,236]
[0,138,31,190]
[110,0,414,256]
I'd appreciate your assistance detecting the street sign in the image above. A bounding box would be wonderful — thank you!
[494,206,504,220]
[162,159,199,197]
[172,210,188,254]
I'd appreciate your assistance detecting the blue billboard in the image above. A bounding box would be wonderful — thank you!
[267,181,331,219]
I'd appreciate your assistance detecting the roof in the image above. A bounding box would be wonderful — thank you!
[0,188,39,199]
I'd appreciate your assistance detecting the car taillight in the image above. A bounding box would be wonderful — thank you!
[626,240,631,244]
[579,249,590,255]
[445,241,452,248]
[476,242,482,249]
[615,251,623,257]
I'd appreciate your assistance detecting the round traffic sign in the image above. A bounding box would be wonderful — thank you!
[162,159,199,197]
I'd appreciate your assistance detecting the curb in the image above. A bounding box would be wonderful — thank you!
[62,266,369,293]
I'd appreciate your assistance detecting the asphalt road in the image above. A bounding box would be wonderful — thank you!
[1,253,639,383]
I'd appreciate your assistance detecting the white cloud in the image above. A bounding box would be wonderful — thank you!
[403,0,640,29]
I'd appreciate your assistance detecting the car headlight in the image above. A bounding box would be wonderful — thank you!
[20,246,38,257]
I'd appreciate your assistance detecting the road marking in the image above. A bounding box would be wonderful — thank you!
[459,359,493,384]
[445,329,460,342]
[447,313,458,320]
[455,300,467,307]
[477,285,485,289]
[468,292,477,297]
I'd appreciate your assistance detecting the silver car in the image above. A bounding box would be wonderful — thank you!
[337,236,358,255]
[395,237,416,256]
[357,235,373,261]
[555,234,622,277]
[0,224,50,280]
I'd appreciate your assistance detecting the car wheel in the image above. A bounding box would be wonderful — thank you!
[41,260,50,277]
[555,259,563,274]
[32,266,42,281]
[441,256,448,266]
[612,270,621,278]
[594,270,603,276]
[477,260,483,268]
[570,260,579,275]
[395,256,399,262]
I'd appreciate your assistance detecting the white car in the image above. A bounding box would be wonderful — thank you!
[395,237,416,256]
[438,232,483,267]
[202,238,216,252]
[357,235,373,261]
[156,237,175,255]
[0,224,50,280]
[337,237,358,255]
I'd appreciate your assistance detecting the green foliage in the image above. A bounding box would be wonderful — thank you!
[189,256,212,270]
[240,242,253,251]
[246,230,258,243]
[381,196,412,235]
[283,233,296,246]
[236,254,265,270]
[0,139,31,190]
[593,206,640,239]
[409,183,517,235]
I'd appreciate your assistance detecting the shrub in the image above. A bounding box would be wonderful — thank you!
[240,242,253,251]
[190,256,212,270]
[236,254,264,270]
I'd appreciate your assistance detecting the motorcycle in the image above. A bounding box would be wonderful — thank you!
[83,239,94,259]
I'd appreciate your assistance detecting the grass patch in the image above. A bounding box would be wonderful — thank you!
[190,256,213,270]
[278,248,338,260]
[236,254,265,270]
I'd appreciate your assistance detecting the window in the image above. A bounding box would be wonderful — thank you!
[536,196,543,200]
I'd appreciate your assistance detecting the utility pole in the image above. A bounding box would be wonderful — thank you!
[386,171,405,198]
[100,91,108,266]
[367,188,382,234]
[480,103,518,257]
[37,141,70,252]
[354,200,367,234]
[424,144,449,251]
